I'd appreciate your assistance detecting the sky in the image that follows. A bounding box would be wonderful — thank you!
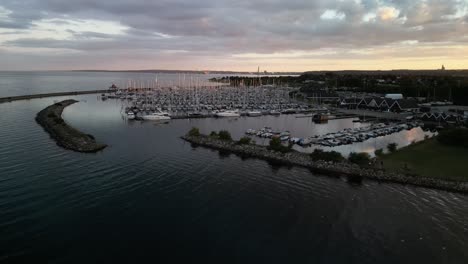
[0,0,467,72]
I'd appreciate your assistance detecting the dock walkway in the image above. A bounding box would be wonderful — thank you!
[0,90,111,104]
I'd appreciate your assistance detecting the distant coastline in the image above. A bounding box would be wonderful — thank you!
[71,69,303,75]
[2,69,468,77]
[72,69,468,76]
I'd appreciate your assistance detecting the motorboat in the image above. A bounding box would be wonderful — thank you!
[127,112,135,120]
[289,137,301,144]
[245,129,257,135]
[298,138,312,146]
[270,110,281,116]
[141,111,171,121]
[188,112,203,118]
[216,110,240,117]
[328,139,341,146]
[247,110,262,117]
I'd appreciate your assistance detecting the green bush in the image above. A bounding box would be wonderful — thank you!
[387,143,398,153]
[348,152,371,165]
[209,131,218,138]
[437,128,468,148]
[374,149,384,157]
[188,127,200,137]
[237,137,251,145]
[218,130,232,141]
[310,149,344,162]
[268,137,292,153]
[269,137,282,149]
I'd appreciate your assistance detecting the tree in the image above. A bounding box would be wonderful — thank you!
[269,137,282,149]
[188,127,200,137]
[374,149,384,157]
[387,143,398,153]
[348,152,371,165]
[209,131,218,138]
[268,137,292,153]
[218,130,232,141]
[310,149,344,162]
[437,128,468,148]
[237,137,251,145]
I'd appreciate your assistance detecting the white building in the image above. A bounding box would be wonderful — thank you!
[385,94,403,100]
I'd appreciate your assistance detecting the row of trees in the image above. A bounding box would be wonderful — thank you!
[299,73,468,105]
[189,127,405,165]
[437,128,468,148]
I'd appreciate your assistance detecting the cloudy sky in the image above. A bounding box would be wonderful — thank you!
[0,0,467,71]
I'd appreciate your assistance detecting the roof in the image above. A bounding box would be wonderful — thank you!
[396,99,419,109]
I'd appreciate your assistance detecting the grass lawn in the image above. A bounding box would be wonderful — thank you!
[381,139,468,181]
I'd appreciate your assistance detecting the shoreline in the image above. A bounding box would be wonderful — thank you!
[182,134,468,193]
[36,99,107,153]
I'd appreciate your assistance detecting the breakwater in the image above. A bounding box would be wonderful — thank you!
[36,99,107,153]
[0,89,111,104]
[182,134,468,193]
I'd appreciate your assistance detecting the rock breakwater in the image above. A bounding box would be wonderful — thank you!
[36,99,107,153]
[182,134,468,193]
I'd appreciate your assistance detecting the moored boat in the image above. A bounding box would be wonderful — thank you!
[141,111,171,121]
[216,110,240,117]
[127,112,136,120]
[270,110,281,116]
[247,110,262,117]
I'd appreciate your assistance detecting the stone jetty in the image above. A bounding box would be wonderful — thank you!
[0,89,111,104]
[36,99,107,153]
[182,134,468,193]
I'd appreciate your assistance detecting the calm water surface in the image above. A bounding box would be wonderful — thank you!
[0,73,467,263]
[0,71,224,97]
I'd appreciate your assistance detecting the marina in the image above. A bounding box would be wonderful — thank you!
[245,122,424,147]
[101,82,312,120]
[1,72,468,263]
[3,0,468,260]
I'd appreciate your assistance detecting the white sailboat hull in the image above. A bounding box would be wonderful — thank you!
[141,112,171,121]
[247,111,262,117]
[216,111,240,117]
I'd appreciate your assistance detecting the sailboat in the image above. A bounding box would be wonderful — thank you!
[141,111,171,121]
[216,110,240,117]
[247,110,262,117]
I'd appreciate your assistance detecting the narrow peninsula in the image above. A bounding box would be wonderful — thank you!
[182,129,468,193]
[36,99,107,153]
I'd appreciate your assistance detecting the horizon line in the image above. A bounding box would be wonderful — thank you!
[2,68,468,73]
